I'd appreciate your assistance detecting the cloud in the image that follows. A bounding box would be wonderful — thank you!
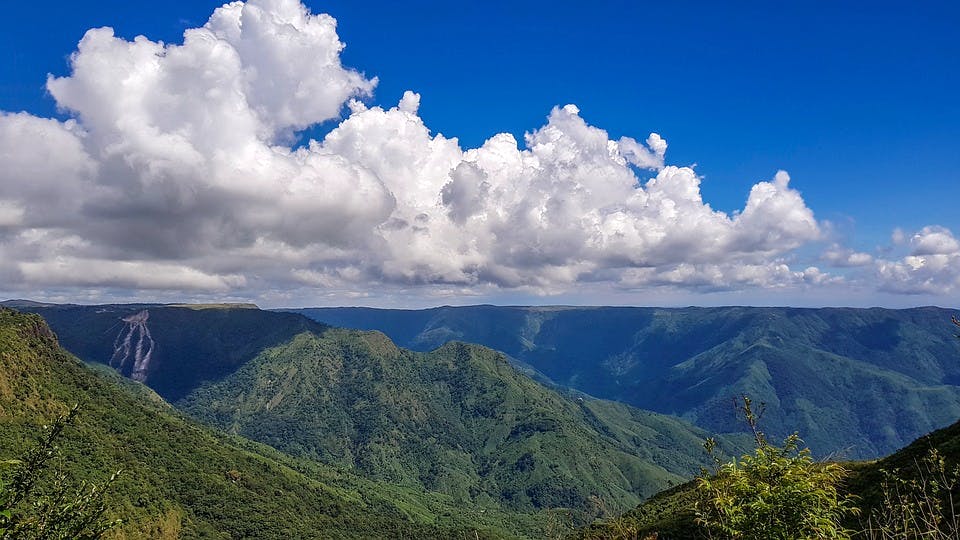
[19,257,245,291]
[0,0,845,302]
[821,244,874,267]
[909,226,960,256]
[618,262,832,291]
[875,226,960,295]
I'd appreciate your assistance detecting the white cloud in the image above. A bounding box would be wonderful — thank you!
[619,132,667,170]
[910,226,960,256]
[0,201,24,228]
[821,244,874,267]
[891,227,907,245]
[19,258,245,291]
[876,226,960,295]
[0,0,857,303]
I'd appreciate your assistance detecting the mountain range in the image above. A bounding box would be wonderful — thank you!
[290,305,960,458]
[1,301,745,532]
[4,300,960,538]
[0,307,530,539]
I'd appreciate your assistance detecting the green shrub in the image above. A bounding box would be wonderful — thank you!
[695,396,858,540]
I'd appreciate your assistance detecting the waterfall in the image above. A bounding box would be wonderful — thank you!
[110,310,155,382]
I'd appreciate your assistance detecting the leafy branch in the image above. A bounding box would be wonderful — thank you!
[0,404,121,539]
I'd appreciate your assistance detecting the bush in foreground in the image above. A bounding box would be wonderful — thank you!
[695,396,858,540]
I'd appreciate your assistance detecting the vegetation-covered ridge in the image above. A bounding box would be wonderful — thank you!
[293,305,960,458]
[1,301,326,401]
[0,307,544,538]
[3,302,747,527]
[176,326,745,518]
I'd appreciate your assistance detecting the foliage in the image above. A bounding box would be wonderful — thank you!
[7,302,744,522]
[694,396,858,540]
[0,404,119,539]
[853,314,960,539]
[860,448,960,539]
[575,315,960,540]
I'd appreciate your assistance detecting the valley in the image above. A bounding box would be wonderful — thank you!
[3,301,960,538]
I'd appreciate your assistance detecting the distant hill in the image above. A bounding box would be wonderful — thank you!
[0,307,529,539]
[5,302,742,522]
[289,305,960,458]
[2,301,321,401]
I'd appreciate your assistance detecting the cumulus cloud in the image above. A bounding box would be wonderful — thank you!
[0,0,842,301]
[876,226,960,294]
[909,226,960,256]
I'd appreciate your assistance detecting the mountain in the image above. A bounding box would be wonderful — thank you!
[290,305,960,458]
[0,307,532,539]
[176,330,739,515]
[4,302,741,522]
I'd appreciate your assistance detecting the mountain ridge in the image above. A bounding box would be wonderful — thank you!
[5,302,743,522]
[289,304,960,458]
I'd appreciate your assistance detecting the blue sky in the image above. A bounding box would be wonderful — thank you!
[0,0,958,307]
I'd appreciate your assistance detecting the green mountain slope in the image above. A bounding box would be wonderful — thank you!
[176,327,740,517]
[4,302,741,522]
[292,305,960,458]
[0,308,539,539]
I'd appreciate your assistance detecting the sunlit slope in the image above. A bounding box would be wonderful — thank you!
[177,327,742,515]
[575,415,960,539]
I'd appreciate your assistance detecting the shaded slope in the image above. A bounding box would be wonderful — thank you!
[293,305,960,457]
[4,302,323,401]
[0,308,533,539]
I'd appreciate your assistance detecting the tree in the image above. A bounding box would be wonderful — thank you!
[695,396,858,540]
[0,404,120,539]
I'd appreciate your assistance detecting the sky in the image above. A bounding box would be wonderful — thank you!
[0,0,958,308]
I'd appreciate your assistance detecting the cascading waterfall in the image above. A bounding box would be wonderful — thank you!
[110,310,155,382]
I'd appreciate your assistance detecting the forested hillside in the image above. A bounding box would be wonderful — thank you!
[3,302,743,523]
[177,329,743,515]
[0,307,541,538]
[576,414,960,539]
[294,305,960,457]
